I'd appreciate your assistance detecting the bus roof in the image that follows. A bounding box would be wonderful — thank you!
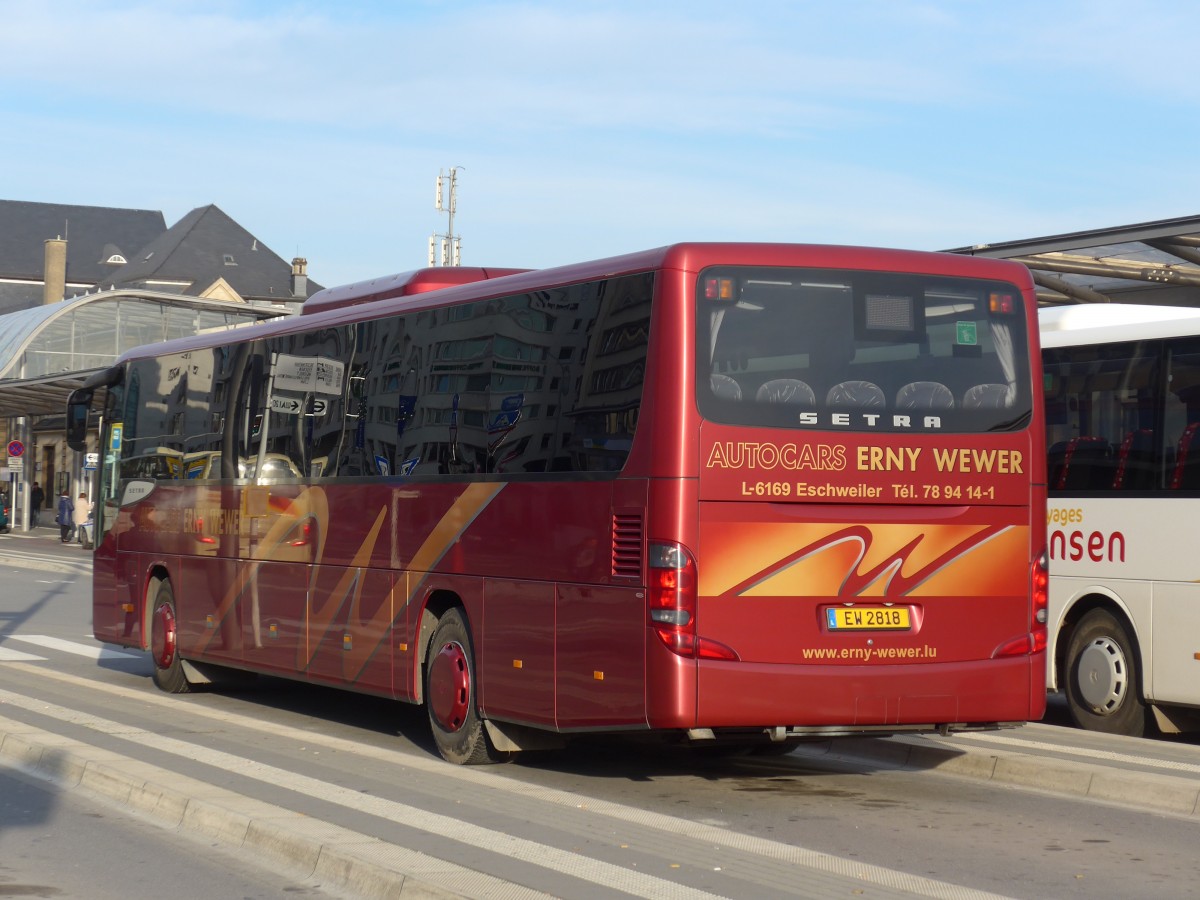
[111,242,1034,365]
[1039,303,1200,348]
[301,266,531,315]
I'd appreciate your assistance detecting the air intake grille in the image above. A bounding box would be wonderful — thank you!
[611,512,644,579]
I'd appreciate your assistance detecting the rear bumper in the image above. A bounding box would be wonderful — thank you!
[664,654,1046,730]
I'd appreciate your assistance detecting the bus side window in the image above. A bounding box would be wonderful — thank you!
[1055,436,1112,491]
[1047,441,1069,489]
[1113,429,1155,490]
[1170,423,1200,490]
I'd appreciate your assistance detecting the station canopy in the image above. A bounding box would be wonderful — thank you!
[0,290,284,418]
[946,214,1200,308]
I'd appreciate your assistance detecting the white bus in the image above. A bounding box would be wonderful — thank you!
[1041,303,1200,736]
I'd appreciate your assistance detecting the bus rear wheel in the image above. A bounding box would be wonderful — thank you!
[150,580,192,694]
[425,609,506,765]
[1063,608,1145,737]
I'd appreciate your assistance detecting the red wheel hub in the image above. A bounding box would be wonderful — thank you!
[151,602,177,670]
[428,640,471,732]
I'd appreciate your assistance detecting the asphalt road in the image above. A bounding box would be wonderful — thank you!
[2,529,1200,899]
[1,764,346,899]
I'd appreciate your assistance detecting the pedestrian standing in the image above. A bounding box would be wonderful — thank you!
[31,481,44,527]
[56,489,74,543]
[73,492,92,545]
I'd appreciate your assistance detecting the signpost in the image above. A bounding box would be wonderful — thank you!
[269,396,304,414]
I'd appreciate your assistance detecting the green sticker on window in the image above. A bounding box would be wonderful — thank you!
[956,321,978,345]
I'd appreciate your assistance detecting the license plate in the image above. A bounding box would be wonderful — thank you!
[826,606,911,631]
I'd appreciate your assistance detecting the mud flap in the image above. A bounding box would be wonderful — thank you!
[484,719,568,753]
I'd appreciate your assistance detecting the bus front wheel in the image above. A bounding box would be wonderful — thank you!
[1063,608,1146,737]
[150,580,192,694]
[425,609,506,765]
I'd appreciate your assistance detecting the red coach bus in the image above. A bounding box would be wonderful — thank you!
[67,244,1047,764]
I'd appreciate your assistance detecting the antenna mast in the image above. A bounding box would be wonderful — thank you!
[429,167,463,267]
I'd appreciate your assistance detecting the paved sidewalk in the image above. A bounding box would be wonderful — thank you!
[1,523,93,555]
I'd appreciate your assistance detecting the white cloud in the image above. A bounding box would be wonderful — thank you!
[3,0,1200,286]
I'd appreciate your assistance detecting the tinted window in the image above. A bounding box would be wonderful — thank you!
[370,272,654,476]
[120,350,225,479]
[114,273,654,482]
[696,267,1031,434]
[1044,336,1200,494]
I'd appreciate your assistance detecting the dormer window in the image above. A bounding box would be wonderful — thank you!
[224,254,237,266]
[105,254,127,265]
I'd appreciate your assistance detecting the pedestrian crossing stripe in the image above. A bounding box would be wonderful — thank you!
[0,647,44,661]
[0,635,141,662]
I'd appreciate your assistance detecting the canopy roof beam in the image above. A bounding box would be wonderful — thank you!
[1030,271,1114,304]
[1144,238,1200,268]
[1009,253,1200,287]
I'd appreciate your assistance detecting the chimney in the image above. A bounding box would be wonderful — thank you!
[290,257,308,298]
[43,236,67,305]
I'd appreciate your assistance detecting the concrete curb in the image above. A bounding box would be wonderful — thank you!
[0,718,473,900]
[0,555,85,575]
[788,730,1200,818]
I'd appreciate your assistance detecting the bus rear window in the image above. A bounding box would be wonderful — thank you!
[696,267,1032,433]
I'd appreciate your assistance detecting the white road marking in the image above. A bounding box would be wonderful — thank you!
[8,635,141,660]
[0,688,731,900]
[0,713,556,900]
[955,730,1200,777]
[1,665,1012,900]
[0,647,46,662]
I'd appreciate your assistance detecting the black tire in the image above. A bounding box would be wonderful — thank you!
[424,608,506,764]
[149,580,193,694]
[1063,608,1146,737]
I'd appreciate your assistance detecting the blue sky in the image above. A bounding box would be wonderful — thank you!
[3,0,1197,288]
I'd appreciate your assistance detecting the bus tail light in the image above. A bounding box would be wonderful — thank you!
[988,292,1016,315]
[648,542,739,661]
[648,542,695,629]
[703,277,736,302]
[1030,549,1049,651]
[992,550,1049,658]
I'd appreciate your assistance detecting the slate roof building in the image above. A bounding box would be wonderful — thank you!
[0,199,167,315]
[0,199,320,314]
[0,199,323,525]
[91,204,316,306]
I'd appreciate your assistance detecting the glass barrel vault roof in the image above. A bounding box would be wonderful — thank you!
[0,291,285,417]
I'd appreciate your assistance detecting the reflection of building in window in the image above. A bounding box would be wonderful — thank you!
[126,272,656,482]
[308,274,653,476]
